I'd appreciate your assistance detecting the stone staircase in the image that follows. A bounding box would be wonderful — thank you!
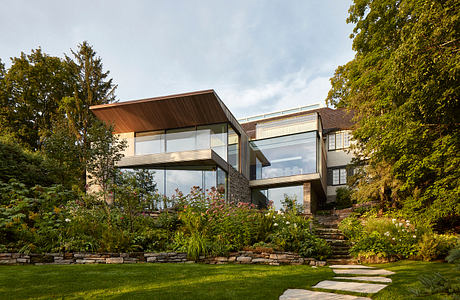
[314,208,356,264]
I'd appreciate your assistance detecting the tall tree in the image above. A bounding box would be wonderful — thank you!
[327,0,459,228]
[0,49,72,150]
[59,41,118,189]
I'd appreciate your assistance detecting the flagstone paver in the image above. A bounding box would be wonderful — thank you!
[279,264,395,299]
[329,265,374,269]
[334,276,392,283]
[333,268,395,276]
[279,289,371,300]
[313,280,388,293]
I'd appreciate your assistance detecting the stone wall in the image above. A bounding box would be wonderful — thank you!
[228,166,251,204]
[0,251,326,266]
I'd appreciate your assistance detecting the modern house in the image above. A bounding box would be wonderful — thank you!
[90,89,354,214]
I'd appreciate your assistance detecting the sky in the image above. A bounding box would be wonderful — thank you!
[0,0,355,118]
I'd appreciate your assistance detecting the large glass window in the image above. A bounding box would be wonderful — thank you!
[135,131,165,155]
[166,127,196,152]
[120,166,227,204]
[249,131,317,180]
[198,124,228,160]
[228,127,239,171]
[166,168,203,198]
[251,185,303,211]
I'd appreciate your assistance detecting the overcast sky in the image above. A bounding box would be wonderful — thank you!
[1,0,354,118]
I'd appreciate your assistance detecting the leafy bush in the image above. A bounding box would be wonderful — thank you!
[335,187,353,209]
[340,215,459,261]
[418,234,459,261]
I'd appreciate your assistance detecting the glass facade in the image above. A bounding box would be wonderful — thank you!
[228,127,239,170]
[134,123,230,162]
[249,131,317,180]
[120,166,227,203]
[251,185,303,211]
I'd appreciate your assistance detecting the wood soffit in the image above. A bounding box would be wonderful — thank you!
[90,90,241,134]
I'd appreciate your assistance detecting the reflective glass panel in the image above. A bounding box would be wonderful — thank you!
[228,127,239,170]
[249,131,317,180]
[252,185,303,211]
[135,131,165,155]
[166,127,196,152]
[165,168,202,197]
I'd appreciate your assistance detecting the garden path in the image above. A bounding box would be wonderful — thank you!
[279,264,394,300]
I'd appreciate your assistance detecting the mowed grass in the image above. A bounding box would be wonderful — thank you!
[0,263,332,299]
[372,260,459,300]
[0,261,457,299]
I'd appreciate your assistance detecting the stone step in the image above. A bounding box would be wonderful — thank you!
[280,289,371,300]
[327,258,358,265]
[333,268,395,276]
[331,254,351,259]
[334,276,392,283]
[312,280,388,294]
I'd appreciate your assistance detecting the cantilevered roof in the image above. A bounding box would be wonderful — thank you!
[90,90,244,135]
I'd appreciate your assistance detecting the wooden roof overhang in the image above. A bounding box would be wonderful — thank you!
[90,90,245,135]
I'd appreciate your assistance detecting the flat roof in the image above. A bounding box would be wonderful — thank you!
[90,89,244,135]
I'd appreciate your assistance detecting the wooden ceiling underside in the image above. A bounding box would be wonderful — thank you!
[90,90,232,134]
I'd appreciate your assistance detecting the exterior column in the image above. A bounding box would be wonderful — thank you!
[303,182,312,215]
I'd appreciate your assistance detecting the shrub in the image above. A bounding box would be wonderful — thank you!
[418,233,459,261]
[335,187,353,209]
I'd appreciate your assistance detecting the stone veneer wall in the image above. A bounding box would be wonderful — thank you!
[228,166,251,204]
[0,251,326,266]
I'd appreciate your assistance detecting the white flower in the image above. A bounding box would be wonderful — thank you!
[413,235,416,238]
[392,219,396,223]
[293,223,297,228]
[65,218,71,223]
[402,229,405,232]
[286,221,290,225]
[274,223,278,227]
[384,232,390,236]
[265,213,270,216]
[273,215,276,219]
[406,220,410,224]
[392,237,395,240]
[398,223,403,227]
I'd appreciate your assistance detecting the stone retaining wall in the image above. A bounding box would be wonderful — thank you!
[0,251,326,266]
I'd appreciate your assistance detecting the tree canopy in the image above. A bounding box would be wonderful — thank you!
[327,0,459,228]
[0,42,119,191]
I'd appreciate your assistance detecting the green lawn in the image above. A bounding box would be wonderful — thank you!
[0,261,457,299]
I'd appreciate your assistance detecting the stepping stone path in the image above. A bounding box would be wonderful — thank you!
[280,264,394,299]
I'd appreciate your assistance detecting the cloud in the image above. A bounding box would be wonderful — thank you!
[218,68,333,118]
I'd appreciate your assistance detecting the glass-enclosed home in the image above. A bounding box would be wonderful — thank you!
[90,89,353,215]
[90,90,250,207]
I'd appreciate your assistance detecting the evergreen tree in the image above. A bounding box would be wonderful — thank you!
[59,41,118,189]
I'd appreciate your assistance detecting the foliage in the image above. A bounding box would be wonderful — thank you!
[0,42,118,192]
[335,187,353,209]
[340,215,459,261]
[327,0,460,228]
[0,137,61,187]
[0,179,74,253]
[418,233,459,261]
[86,121,127,202]
[0,49,72,150]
